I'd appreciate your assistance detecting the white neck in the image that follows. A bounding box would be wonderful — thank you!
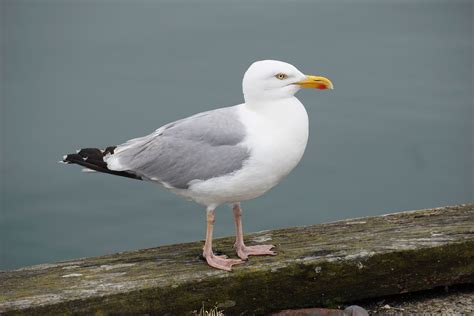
[244,96,303,116]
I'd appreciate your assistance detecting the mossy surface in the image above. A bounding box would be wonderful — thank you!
[1,204,473,315]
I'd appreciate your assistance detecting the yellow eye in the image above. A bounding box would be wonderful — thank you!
[275,73,288,80]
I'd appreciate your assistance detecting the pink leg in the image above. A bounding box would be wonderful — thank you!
[202,207,244,271]
[233,203,276,260]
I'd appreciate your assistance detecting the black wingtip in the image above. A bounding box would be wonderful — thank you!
[61,146,142,181]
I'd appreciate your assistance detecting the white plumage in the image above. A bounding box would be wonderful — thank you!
[178,97,309,208]
[62,60,333,271]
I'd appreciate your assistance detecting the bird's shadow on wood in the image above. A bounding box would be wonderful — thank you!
[198,250,225,261]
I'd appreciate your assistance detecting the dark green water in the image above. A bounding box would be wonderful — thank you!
[1,0,472,270]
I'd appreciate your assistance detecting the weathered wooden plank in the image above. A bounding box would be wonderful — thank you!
[1,204,473,315]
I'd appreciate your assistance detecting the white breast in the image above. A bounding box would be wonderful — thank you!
[181,97,309,208]
[238,97,309,192]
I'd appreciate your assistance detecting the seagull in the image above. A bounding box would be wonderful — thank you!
[61,60,333,271]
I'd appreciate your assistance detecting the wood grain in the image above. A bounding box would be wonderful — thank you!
[1,204,473,315]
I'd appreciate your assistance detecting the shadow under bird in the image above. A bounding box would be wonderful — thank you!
[61,60,333,271]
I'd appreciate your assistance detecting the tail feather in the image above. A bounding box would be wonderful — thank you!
[61,147,142,180]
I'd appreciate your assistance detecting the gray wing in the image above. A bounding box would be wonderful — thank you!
[105,106,250,189]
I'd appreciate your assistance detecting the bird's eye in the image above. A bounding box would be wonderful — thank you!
[275,73,288,80]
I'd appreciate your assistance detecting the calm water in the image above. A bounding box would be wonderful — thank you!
[1,0,472,270]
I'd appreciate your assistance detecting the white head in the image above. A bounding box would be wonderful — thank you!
[242,60,333,103]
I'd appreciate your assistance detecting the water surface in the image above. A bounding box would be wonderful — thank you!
[1,0,472,270]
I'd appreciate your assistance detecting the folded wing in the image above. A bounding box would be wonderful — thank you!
[104,106,250,189]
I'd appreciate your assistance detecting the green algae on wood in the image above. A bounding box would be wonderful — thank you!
[0,204,473,315]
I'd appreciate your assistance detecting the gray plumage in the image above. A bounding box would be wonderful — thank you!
[107,106,250,189]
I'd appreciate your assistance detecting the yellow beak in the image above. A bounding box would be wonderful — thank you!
[295,75,334,90]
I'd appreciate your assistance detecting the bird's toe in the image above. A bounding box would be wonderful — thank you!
[235,244,277,260]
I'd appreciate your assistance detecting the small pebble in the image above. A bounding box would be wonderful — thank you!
[344,305,369,316]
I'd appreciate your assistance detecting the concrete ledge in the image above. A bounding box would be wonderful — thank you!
[1,204,473,315]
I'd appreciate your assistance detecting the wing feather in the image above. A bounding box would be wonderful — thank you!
[104,106,249,189]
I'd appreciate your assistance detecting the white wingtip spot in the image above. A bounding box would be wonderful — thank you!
[58,160,68,164]
[76,149,80,153]
[81,168,96,173]
[63,155,68,160]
